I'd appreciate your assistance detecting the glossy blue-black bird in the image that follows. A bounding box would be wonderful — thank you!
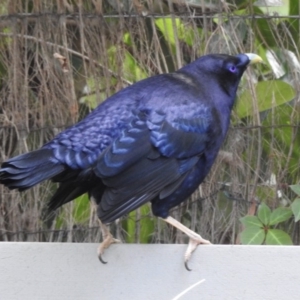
[0,53,262,269]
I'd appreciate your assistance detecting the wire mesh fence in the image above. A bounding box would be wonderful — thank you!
[0,0,300,245]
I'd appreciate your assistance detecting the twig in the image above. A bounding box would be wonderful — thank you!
[0,32,132,86]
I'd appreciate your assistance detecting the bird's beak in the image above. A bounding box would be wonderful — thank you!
[245,53,263,65]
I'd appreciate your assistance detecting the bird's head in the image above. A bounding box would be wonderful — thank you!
[179,53,262,99]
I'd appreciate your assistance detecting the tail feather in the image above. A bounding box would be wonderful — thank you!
[0,148,101,212]
[1,150,55,168]
[47,174,105,212]
[0,148,65,191]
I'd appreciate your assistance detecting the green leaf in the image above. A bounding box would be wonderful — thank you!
[291,198,300,222]
[262,105,300,181]
[123,32,132,45]
[79,94,98,110]
[235,80,295,118]
[240,227,265,245]
[254,0,289,16]
[251,6,278,47]
[125,204,155,243]
[265,229,293,245]
[289,0,300,48]
[258,203,271,225]
[123,51,147,82]
[73,194,90,224]
[269,207,293,225]
[107,45,147,82]
[155,17,201,47]
[54,193,91,229]
[240,215,262,228]
[0,1,8,15]
[155,18,178,46]
[290,185,300,197]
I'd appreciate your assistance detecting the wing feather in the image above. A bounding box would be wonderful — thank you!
[95,111,208,223]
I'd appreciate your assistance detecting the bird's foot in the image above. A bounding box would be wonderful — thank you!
[184,235,212,271]
[97,232,121,264]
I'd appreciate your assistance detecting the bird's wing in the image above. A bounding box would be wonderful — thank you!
[95,109,211,223]
[46,97,137,170]
[148,110,210,158]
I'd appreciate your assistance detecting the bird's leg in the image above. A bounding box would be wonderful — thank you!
[162,216,212,271]
[97,220,121,264]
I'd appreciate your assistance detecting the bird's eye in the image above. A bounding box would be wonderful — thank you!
[229,65,237,73]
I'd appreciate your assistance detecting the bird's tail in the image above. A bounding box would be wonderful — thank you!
[0,148,65,191]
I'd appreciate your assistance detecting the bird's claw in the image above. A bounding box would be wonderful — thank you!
[184,235,212,271]
[97,234,121,265]
[98,254,108,264]
[184,260,192,271]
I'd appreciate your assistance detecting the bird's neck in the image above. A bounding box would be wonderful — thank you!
[219,79,239,104]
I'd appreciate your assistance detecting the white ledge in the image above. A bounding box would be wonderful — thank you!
[0,243,299,299]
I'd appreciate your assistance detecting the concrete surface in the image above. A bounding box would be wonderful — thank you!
[0,243,299,300]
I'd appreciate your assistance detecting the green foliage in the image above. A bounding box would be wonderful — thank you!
[269,207,293,225]
[240,186,300,245]
[72,194,91,224]
[240,215,262,227]
[255,0,290,16]
[235,81,295,118]
[247,1,298,51]
[80,37,147,110]
[240,227,265,245]
[290,185,300,196]
[252,6,278,48]
[240,185,300,245]
[291,198,300,222]
[289,184,300,223]
[124,204,155,243]
[240,203,293,245]
[289,0,300,48]
[265,229,292,245]
[262,104,300,180]
[257,202,271,225]
[155,17,202,48]
[79,77,111,110]
[55,194,91,229]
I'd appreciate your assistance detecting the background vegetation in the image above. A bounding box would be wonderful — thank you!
[0,0,300,246]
